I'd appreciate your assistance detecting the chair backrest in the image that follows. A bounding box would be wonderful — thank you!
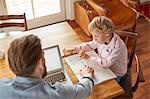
[120,0,140,9]
[86,0,137,31]
[115,30,138,68]
[115,30,145,98]
[0,13,27,32]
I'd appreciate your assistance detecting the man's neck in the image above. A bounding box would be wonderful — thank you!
[30,68,43,78]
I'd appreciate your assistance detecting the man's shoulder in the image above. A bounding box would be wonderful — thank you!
[0,78,13,87]
[0,78,12,82]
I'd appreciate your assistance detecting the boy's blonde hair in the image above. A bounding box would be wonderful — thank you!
[88,16,115,35]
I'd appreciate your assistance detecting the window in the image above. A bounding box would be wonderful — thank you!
[33,0,61,18]
[5,0,34,19]
[5,0,61,20]
[4,0,66,28]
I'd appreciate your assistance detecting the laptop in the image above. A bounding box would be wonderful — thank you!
[43,45,72,84]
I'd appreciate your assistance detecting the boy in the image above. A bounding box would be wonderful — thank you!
[63,16,128,83]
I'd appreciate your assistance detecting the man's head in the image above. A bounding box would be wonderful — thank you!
[88,16,115,44]
[8,35,46,78]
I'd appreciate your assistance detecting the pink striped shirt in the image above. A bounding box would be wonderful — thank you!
[73,33,128,76]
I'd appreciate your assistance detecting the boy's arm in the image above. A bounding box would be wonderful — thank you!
[73,41,97,53]
[63,41,97,57]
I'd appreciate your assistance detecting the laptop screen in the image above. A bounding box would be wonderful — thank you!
[44,45,63,73]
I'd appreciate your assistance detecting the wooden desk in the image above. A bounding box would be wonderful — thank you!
[0,22,124,99]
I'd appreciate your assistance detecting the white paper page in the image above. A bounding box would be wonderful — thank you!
[64,51,117,85]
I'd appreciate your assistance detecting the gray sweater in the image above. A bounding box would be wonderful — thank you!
[0,76,94,99]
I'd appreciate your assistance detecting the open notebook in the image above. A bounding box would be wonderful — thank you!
[64,51,117,85]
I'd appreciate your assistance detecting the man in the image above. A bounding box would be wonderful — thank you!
[0,35,94,99]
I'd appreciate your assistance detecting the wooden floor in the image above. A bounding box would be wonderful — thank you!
[68,17,150,99]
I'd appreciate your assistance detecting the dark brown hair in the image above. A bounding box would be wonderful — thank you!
[8,35,42,76]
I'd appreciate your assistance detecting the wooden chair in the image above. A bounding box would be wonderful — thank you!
[120,0,150,22]
[0,13,27,32]
[74,0,138,36]
[114,30,145,98]
[120,0,140,9]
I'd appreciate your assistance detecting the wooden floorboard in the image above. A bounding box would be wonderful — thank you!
[68,16,150,99]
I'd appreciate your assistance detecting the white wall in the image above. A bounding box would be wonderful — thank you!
[140,0,150,3]
[66,0,79,20]
[0,0,7,15]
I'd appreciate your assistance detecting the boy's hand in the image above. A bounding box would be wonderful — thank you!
[79,51,90,60]
[63,48,75,57]
[79,65,94,78]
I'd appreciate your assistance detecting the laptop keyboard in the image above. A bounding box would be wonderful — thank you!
[44,72,66,84]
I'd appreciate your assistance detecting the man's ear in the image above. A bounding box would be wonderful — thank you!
[37,58,43,68]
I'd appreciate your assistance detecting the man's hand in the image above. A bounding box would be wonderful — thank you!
[63,48,75,57]
[79,51,90,60]
[79,65,94,78]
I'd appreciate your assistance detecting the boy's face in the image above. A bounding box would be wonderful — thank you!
[91,28,108,44]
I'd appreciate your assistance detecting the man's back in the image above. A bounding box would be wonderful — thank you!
[0,76,93,99]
